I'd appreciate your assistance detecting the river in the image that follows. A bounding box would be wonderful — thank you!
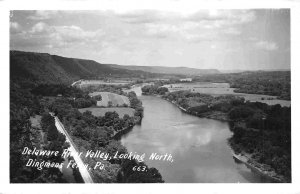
[121,86,275,183]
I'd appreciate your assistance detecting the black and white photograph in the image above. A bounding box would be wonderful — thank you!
[8,8,292,184]
[1,0,299,193]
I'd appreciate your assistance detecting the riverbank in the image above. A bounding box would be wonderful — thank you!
[112,124,135,140]
[142,92,288,183]
[143,93,225,120]
[230,148,287,183]
[112,103,143,139]
[161,96,230,122]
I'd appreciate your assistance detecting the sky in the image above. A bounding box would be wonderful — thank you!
[10,9,290,70]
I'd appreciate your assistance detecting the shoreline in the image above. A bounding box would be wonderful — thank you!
[112,108,142,140]
[143,93,230,122]
[142,92,288,183]
[230,148,287,183]
[112,123,136,140]
[163,96,230,122]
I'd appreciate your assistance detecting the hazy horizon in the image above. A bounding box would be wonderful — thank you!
[10,49,291,72]
[10,9,290,71]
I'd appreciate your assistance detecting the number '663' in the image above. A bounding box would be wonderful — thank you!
[132,166,147,171]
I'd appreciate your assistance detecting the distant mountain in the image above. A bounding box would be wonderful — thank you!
[10,50,160,85]
[10,50,220,86]
[219,69,290,73]
[219,69,246,73]
[110,65,219,76]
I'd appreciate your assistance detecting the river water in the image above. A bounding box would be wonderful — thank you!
[121,87,274,183]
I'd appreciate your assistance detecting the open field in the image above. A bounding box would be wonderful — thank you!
[30,115,42,128]
[163,82,291,107]
[89,92,130,107]
[163,82,233,94]
[78,80,132,87]
[78,107,135,117]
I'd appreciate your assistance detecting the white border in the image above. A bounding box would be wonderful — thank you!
[1,0,300,194]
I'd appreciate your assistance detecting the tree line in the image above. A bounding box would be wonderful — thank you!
[10,82,70,182]
[47,95,163,183]
[10,76,163,183]
[142,86,291,182]
[193,71,291,100]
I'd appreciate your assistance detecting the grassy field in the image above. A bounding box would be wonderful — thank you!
[163,82,233,94]
[89,92,130,107]
[30,115,42,128]
[78,107,135,117]
[163,82,291,107]
[79,80,132,87]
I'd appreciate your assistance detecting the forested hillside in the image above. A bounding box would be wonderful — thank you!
[10,51,164,183]
[10,50,161,85]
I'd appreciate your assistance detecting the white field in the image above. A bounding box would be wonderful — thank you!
[78,80,132,87]
[89,92,130,107]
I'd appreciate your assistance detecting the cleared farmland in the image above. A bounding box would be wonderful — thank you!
[89,92,130,107]
[78,107,135,117]
[30,115,41,128]
[163,82,291,107]
[79,80,132,88]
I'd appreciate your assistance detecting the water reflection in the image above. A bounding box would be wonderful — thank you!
[121,94,274,183]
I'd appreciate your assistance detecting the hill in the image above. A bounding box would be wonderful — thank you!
[10,50,160,85]
[110,65,219,76]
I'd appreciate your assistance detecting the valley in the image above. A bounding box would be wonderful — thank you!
[10,50,291,183]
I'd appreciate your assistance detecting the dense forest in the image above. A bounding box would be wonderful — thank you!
[80,84,130,95]
[10,48,162,183]
[141,85,169,95]
[45,94,162,182]
[10,81,70,182]
[193,71,291,100]
[142,85,291,182]
[31,84,97,108]
[10,71,163,183]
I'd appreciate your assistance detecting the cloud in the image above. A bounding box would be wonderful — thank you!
[139,10,251,41]
[255,41,278,51]
[187,10,256,27]
[118,10,167,24]
[192,10,256,23]
[210,44,217,49]
[223,27,241,35]
[28,10,59,20]
[10,10,289,70]
[31,22,53,34]
[10,22,20,29]
[145,23,179,38]
[144,20,239,42]
[119,9,256,29]
[53,25,104,43]
[12,21,106,49]
[144,22,207,41]
[21,10,250,47]
[10,22,22,34]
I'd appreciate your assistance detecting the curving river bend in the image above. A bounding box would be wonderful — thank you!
[121,86,274,183]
